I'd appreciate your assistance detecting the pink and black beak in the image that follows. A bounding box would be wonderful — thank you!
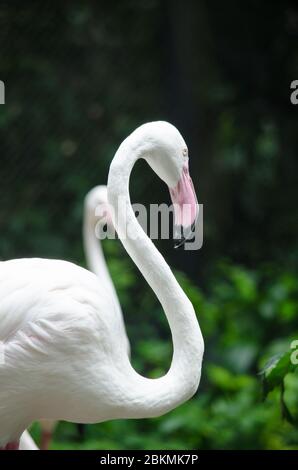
[169,164,199,248]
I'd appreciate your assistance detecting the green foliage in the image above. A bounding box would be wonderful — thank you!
[261,351,297,399]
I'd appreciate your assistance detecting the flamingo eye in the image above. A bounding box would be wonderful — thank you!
[182,148,188,157]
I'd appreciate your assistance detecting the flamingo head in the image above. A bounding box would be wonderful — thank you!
[134,121,199,247]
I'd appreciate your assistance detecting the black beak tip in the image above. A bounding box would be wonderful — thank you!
[174,237,186,249]
[174,220,196,249]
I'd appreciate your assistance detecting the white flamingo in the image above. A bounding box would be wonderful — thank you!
[38,186,130,450]
[0,121,204,450]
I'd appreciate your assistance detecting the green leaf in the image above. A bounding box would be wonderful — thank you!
[260,350,297,398]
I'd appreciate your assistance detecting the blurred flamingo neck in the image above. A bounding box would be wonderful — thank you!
[83,212,112,288]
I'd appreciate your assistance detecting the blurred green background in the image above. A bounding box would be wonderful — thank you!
[0,0,297,449]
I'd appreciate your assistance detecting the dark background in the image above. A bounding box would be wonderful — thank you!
[0,0,297,449]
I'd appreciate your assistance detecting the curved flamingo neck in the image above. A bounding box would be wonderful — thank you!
[107,136,204,417]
